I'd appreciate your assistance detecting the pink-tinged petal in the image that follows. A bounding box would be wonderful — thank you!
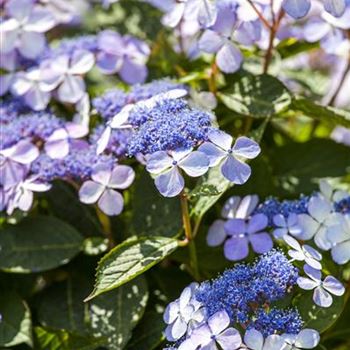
[221,196,241,219]
[98,189,124,216]
[19,31,46,59]
[198,30,224,53]
[0,160,27,189]
[208,310,230,336]
[155,167,184,197]
[208,129,233,151]
[297,214,319,240]
[331,241,350,265]
[236,195,259,219]
[146,151,173,174]
[313,286,333,307]
[11,73,32,95]
[1,140,39,164]
[207,220,227,247]
[109,165,135,189]
[244,329,264,350]
[297,277,319,290]
[224,218,246,236]
[295,329,320,349]
[217,328,242,350]
[224,236,249,261]
[25,8,56,32]
[119,59,148,85]
[179,151,209,177]
[308,196,332,223]
[247,214,268,234]
[249,232,273,254]
[45,134,69,159]
[6,0,32,21]
[57,75,85,104]
[17,189,33,212]
[65,122,89,138]
[198,142,226,167]
[79,181,105,204]
[91,163,112,186]
[0,20,19,53]
[162,2,185,27]
[96,126,111,155]
[322,276,345,296]
[221,155,251,184]
[96,52,123,74]
[24,86,50,111]
[216,42,243,74]
[232,137,261,159]
[69,50,95,75]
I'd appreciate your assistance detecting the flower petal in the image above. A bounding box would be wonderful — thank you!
[208,129,233,151]
[216,328,242,350]
[236,195,259,219]
[297,277,319,290]
[249,232,273,254]
[322,276,345,296]
[221,156,251,184]
[331,241,350,265]
[146,151,173,174]
[208,310,230,336]
[57,75,86,104]
[109,165,135,189]
[198,30,224,53]
[198,142,226,167]
[295,329,320,349]
[244,328,264,350]
[19,31,46,59]
[179,151,209,177]
[69,50,95,75]
[154,167,184,197]
[247,214,268,234]
[282,0,311,18]
[232,137,260,160]
[224,236,249,261]
[308,196,332,223]
[79,181,105,204]
[207,220,227,247]
[216,42,243,74]
[98,189,124,216]
[313,286,333,307]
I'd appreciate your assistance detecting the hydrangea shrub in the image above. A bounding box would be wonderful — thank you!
[0,0,350,349]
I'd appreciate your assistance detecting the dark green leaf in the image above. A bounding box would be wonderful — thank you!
[291,97,350,128]
[129,170,182,238]
[85,236,178,300]
[34,327,106,350]
[0,216,84,273]
[219,73,292,118]
[0,292,32,347]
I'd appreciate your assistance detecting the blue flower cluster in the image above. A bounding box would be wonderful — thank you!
[127,98,212,156]
[195,250,300,335]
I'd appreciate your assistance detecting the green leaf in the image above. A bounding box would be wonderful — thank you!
[90,276,148,350]
[0,292,32,347]
[46,181,104,237]
[0,216,84,273]
[129,170,182,238]
[37,276,90,336]
[34,327,106,350]
[291,97,350,128]
[126,309,164,350]
[269,138,350,194]
[219,73,292,118]
[295,291,346,333]
[85,236,179,301]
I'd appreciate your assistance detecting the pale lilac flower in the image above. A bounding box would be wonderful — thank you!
[318,179,349,203]
[146,149,209,198]
[164,283,206,342]
[0,0,56,59]
[281,329,320,349]
[243,328,285,350]
[41,50,95,104]
[11,68,54,110]
[199,129,261,184]
[6,175,51,214]
[198,1,243,73]
[297,195,336,249]
[0,140,39,188]
[206,195,259,247]
[162,0,217,29]
[79,163,135,216]
[284,235,323,270]
[223,213,272,261]
[272,213,302,239]
[297,265,345,308]
[96,30,150,84]
[178,310,242,350]
[327,214,350,265]
[44,122,88,159]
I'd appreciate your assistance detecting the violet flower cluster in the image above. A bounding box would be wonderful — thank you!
[163,250,323,350]
[206,180,348,308]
